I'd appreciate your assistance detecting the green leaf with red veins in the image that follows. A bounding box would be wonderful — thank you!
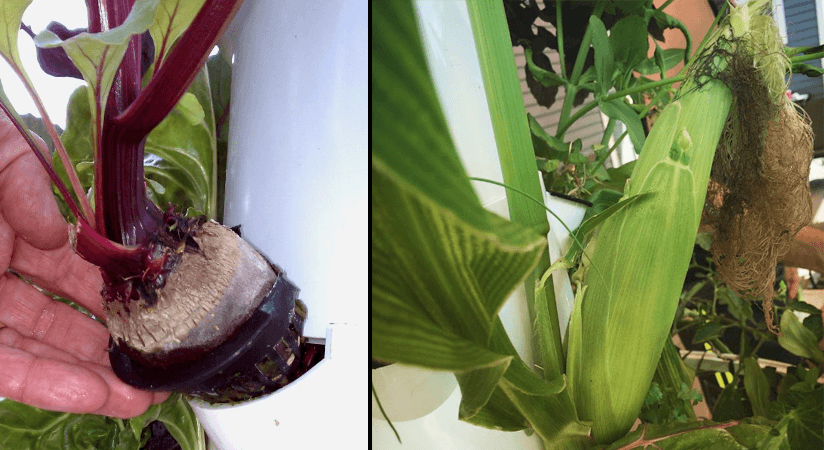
[0,0,32,71]
[33,0,160,149]
[149,0,208,71]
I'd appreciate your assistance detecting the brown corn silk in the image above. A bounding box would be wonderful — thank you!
[702,35,814,332]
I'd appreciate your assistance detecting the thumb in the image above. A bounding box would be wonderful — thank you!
[0,147,67,250]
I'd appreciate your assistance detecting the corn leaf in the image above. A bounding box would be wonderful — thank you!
[372,5,589,441]
[373,7,593,442]
[452,314,591,445]
[562,192,651,262]
[480,320,590,448]
[459,386,530,432]
[465,0,549,237]
[565,284,587,401]
[583,189,624,220]
[372,0,543,381]
[535,192,652,292]
[465,0,564,381]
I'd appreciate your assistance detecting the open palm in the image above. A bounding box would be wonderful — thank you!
[0,112,167,418]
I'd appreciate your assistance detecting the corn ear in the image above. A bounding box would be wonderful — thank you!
[567,87,731,443]
[568,1,789,442]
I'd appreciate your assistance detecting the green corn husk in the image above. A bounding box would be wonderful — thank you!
[566,1,785,443]
[568,84,731,445]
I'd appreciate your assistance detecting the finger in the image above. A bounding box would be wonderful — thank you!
[784,267,800,300]
[0,324,159,418]
[10,237,105,318]
[0,216,13,271]
[79,362,155,418]
[0,274,110,365]
[0,326,79,364]
[0,343,108,414]
[0,149,66,250]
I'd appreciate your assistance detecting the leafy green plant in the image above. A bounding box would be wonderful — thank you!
[505,0,696,198]
[673,247,824,446]
[639,340,703,425]
[0,394,203,450]
[373,1,586,446]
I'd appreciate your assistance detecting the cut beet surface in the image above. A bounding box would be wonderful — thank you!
[106,221,279,368]
[110,240,310,404]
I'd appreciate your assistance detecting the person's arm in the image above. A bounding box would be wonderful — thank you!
[780,225,824,274]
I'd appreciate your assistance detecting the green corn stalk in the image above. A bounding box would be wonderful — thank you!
[566,1,784,443]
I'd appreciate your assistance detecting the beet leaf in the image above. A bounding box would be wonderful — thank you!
[147,0,208,72]
[0,0,93,224]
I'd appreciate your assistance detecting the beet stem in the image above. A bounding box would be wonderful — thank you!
[84,0,244,247]
[18,65,95,226]
[113,0,245,136]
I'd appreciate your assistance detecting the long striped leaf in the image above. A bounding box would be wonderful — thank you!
[465,0,563,380]
[372,0,544,370]
[372,4,591,444]
[458,319,590,448]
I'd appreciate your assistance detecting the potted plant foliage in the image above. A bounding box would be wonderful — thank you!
[0,0,366,448]
[372,0,824,448]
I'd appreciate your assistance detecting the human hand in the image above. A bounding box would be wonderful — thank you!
[0,112,168,418]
